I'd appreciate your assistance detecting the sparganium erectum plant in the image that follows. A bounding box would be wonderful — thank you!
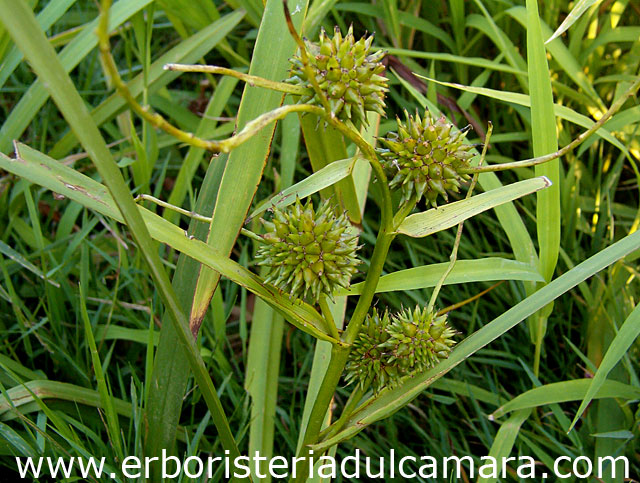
[88,1,640,478]
[3,0,636,480]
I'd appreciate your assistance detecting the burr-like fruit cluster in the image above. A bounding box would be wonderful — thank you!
[346,306,456,393]
[378,110,474,206]
[256,198,359,303]
[286,26,388,127]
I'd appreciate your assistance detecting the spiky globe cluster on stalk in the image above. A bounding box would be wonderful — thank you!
[286,26,388,128]
[255,198,360,303]
[345,306,456,394]
[378,110,474,206]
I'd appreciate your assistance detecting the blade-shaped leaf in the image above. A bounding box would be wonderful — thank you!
[340,258,544,296]
[190,0,309,330]
[569,303,640,431]
[397,177,551,238]
[527,0,560,284]
[491,380,640,420]
[477,409,532,483]
[0,240,60,287]
[248,157,359,221]
[546,0,603,44]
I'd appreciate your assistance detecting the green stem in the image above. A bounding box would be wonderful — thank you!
[164,63,311,96]
[282,0,332,114]
[135,194,212,223]
[134,193,263,245]
[428,122,493,312]
[292,229,394,482]
[318,296,340,340]
[318,384,366,442]
[393,195,418,230]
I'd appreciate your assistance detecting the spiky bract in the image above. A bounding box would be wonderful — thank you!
[256,198,359,303]
[286,26,388,128]
[378,110,474,206]
[346,306,456,393]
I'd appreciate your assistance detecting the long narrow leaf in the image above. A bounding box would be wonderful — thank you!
[491,380,640,419]
[248,157,359,221]
[569,303,640,431]
[397,177,551,238]
[190,0,309,330]
[340,258,544,296]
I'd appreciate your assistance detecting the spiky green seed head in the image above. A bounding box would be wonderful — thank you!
[381,306,457,373]
[346,306,457,394]
[378,109,474,206]
[255,198,359,303]
[286,25,388,128]
[345,309,396,394]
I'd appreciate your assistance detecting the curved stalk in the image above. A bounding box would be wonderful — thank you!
[164,63,311,96]
[460,76,640,175]
[393,195,418,230]
[318,296,340,340]
[282,0,332,113]
[317,384,366,442]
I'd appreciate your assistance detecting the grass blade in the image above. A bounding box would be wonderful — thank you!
[569,303,640,431]
[490,379,640,419]
[546,0,604,44]
[248,157,359,221]
[78,283,123,460]
[397,177,551,238]
[477,409,532,483]
[526,0,561,375]
[527,0,560,284]
[190,0,309,331]
[340,258,545,295]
